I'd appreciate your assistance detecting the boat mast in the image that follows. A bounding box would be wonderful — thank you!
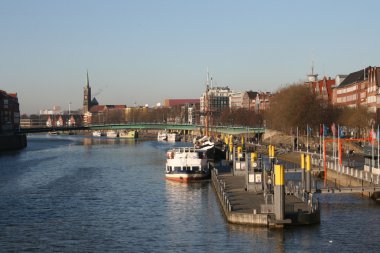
[204,68,210,136]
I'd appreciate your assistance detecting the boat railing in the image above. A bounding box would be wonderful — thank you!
[172,147,206,153]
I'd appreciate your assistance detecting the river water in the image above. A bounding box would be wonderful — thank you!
[0,135,379,252]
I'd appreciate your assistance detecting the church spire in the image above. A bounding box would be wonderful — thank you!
[83,70,92,114]
[86,70,90,88]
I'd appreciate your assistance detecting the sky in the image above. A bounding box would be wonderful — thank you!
[1,0,380,114]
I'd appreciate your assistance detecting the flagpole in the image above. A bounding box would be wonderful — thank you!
[338,125,340,171]
[297,126,299,151]
[319,124,322,162]
[333,124,336,171]
[307,124,309,154]
[377,124,379,169]
[372,126,374,173]
[322,125,325,174]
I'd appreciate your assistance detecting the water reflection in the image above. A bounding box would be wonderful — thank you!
[1,136,379,252]
[82,137,138,146]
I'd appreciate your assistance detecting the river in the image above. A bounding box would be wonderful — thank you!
[0,135,379,252]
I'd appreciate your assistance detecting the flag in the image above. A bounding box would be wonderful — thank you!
[319,124,323,136]
[331,123,336,137]
[307,126,312,135]
[323,124,329,137]
[339,127,344,138]
[370,127,376,142]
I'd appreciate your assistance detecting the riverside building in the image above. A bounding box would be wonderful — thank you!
[332,66,380,113]
[0,89,20,133]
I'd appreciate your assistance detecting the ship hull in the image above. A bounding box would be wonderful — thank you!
[165,172,210,182]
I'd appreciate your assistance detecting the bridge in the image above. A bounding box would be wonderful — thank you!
[18,123,265,135]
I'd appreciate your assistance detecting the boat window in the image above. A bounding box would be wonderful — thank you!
[174,166,181,171]
[184,166,191,171]
[193,166,200,171]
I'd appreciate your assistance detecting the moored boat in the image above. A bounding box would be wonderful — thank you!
[92,130,102,137]
[119,130,138,139]
[194,136,226,162]
[165,147,211,182]
[167,133,181,142]
[106,130,118,138]
[157,131,168,141]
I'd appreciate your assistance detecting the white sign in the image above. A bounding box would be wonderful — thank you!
[255,174,262,183]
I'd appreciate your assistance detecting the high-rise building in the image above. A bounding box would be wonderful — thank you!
[200,86,232,125]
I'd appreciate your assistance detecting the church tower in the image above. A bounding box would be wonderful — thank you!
[83,71,92,113]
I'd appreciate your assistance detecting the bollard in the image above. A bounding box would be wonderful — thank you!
[274,164,285,221]
[233,146,236,175]
[251,152,257,168]
[306,154,311,193]
[301,154,306,191]
[245,151,249,190]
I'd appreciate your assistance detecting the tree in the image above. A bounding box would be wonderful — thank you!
[219,108,263,127]
[265,83,327,132]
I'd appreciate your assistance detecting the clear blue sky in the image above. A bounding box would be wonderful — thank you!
[1,0,379,114]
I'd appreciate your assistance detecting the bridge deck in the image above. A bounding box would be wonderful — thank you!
[19,123,265,135]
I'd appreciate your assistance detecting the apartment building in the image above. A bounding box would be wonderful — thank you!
[332,66,380,112]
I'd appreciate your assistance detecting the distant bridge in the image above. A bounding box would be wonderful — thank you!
[18,123,265,135]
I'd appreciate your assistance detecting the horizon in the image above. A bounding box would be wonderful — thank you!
[1,0,380,114]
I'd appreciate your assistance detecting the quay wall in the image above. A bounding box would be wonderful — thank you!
[0,134,27,151]
[211,169,269,226]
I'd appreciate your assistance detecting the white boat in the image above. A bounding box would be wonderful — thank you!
[119,130,138,139]
[165,147,210,182]
[167,133,181,142]
[92,130,102,137]
[106,130,118,138]
[157,131,168,141]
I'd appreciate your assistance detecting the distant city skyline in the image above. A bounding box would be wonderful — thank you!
[1,0,380,114]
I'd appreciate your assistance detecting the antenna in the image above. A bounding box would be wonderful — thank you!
[206,67,210,89]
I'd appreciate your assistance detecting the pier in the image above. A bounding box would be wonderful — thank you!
[211,165,320,227]
[211,142,321,227]
[210,135,380,228]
